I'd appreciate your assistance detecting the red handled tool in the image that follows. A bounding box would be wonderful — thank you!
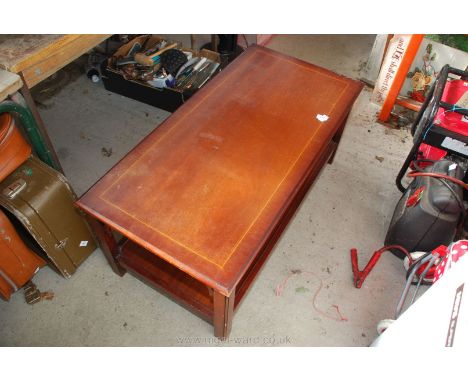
[351,245,411,288]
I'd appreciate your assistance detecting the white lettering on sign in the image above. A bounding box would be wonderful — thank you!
[372,35,411,105]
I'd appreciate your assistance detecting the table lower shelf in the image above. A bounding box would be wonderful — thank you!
[118,239,214,323]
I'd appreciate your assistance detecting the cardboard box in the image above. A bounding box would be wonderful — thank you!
[101,35,220,112]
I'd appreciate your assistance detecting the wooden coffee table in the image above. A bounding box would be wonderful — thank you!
[77,46,362,338]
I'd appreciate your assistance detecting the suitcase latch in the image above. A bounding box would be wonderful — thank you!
[55,237,68,250]
[3,179,27,199]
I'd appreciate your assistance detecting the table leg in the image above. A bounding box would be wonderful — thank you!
[213,290,235,339]
[18,74,64,173]
[87,217,126,276]
[328,112,350,165]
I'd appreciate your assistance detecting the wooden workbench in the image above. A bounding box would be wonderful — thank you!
[0,34,111,88]
[0,34,111,171]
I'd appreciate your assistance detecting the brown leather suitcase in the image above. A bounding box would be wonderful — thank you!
[0,209,46,300]
[0,156,96,278]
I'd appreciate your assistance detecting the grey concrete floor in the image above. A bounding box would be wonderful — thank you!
[0,35,415,346]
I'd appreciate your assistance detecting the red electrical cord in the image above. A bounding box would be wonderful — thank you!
[407,172,468,190]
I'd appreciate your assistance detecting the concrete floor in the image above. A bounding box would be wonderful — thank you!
[0,35,416,346]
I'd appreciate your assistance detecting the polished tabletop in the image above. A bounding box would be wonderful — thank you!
[77,45,362,294]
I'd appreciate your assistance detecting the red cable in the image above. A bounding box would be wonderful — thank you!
[407,172,468,190]
[275,270,348,322]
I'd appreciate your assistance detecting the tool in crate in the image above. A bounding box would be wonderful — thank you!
[113,37,220,91]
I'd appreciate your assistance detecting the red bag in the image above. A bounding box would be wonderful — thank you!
[0,113,31,182]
